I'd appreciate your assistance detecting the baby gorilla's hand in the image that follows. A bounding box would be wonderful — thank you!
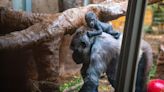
[114,32,121,39]
[86,31,92,37]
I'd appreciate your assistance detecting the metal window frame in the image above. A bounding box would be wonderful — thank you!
[116,0,147,92]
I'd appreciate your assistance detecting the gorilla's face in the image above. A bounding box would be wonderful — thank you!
[70,28,92,64]
[86,18,96,28]
[85,12,97,28]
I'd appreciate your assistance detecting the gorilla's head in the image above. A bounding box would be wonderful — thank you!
[70,26,95,64]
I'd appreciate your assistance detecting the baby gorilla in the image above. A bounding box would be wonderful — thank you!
[70,26,153,92]
[85,12,120,39]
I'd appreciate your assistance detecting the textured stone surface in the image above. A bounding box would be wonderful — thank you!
[0,0,12,8]
[32,0,59,13]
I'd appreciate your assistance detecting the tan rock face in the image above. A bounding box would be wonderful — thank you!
[32,0,59,13]
[91,0,106,3]
[0,0,12,8]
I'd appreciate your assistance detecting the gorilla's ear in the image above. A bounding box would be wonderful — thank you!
[80,41,87,48]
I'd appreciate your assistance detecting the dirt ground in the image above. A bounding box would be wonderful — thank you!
[144,33,164,58]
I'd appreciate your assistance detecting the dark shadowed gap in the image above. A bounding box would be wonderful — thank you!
[115,0,147,92]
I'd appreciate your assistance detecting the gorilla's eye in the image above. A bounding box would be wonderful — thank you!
[81,41,87,48]
[76,32,81,35]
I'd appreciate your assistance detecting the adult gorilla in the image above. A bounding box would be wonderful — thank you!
[70,26,153,92]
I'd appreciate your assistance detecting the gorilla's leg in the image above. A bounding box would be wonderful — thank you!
[79,54,106,92]
[106,58,118,88]
[80,63,89,80]
[135,53,147,92]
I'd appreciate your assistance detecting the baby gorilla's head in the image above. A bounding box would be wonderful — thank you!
[85,12,97,28]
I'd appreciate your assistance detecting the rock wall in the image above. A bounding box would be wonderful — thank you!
[0,0,12,8]
[32,0,59,13]
[0,0,59,13]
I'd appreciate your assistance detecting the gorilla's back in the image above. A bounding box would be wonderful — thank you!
[91,32,122,64]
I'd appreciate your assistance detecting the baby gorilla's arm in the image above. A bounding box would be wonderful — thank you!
[101,22,120,39]
[87,22,103,37]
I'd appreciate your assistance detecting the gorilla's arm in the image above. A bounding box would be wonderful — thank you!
[135,40,153,92]
[141,40,153,75]
[80,53,106,92]
[87,22,103,37]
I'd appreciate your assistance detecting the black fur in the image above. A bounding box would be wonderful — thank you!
[70,26,152,92]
